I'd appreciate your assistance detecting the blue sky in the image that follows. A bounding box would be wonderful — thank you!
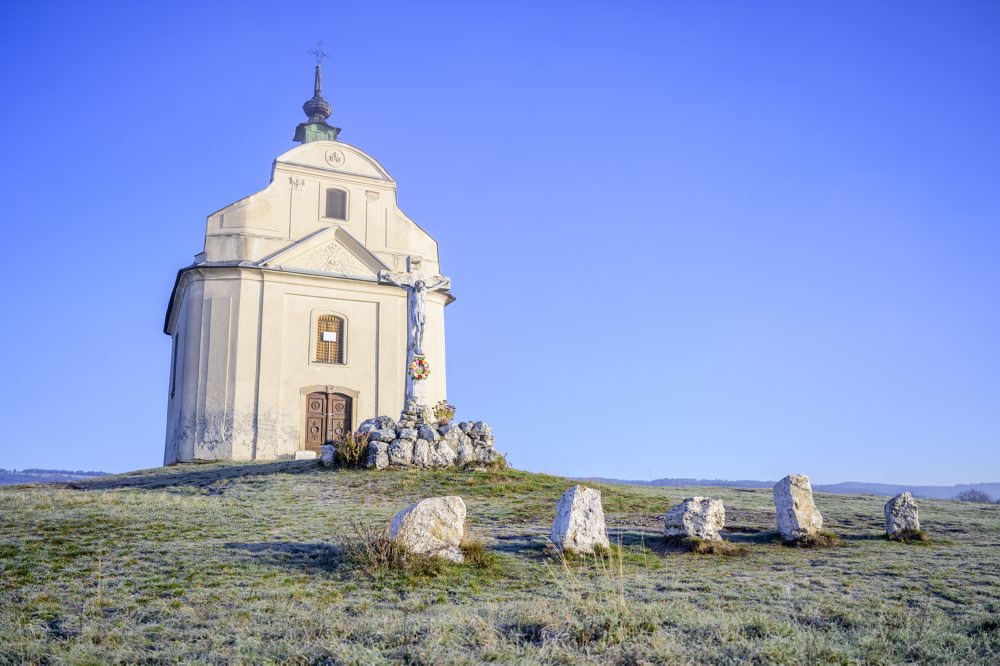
[0,1,998,484]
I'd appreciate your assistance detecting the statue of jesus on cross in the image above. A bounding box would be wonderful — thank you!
[379,265,451,406]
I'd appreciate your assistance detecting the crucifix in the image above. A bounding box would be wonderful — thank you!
[307,42,331,99]
[308,41,330,65]
[379,261,451,405]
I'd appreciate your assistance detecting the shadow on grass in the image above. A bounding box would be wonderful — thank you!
[225,541,342,574]
[64,461,324,492]
[724,530,781,545]
[491,533,552,561]
[840,532,891,542]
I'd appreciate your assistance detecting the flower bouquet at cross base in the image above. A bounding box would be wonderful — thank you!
[408,355,431,381]
[433,400,456,426]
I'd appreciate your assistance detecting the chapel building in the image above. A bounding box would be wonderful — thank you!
[163,63,452,464]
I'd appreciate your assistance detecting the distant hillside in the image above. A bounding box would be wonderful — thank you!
[581,477,775,489]
[813,481,1000,500]
[0,468,110,485]
[578,477,1000,500]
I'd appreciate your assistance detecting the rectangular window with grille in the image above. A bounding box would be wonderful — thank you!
[315,315,345,363]
[325,188,347,220]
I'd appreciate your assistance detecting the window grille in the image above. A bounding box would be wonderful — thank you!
[315,315,345,363]
[325,188,347,220]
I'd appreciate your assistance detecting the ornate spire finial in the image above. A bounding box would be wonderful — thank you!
[301,41,333,124]
[308,41,330,95]
[294,41,341,144]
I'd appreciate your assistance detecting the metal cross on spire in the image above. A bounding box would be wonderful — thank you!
[308,41,330,66]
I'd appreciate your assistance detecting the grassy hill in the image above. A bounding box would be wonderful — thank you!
[2,462,998,664]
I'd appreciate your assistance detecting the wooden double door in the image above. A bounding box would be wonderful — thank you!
[304,390,353,452]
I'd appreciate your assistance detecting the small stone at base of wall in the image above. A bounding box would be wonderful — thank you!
[294,451,318,461]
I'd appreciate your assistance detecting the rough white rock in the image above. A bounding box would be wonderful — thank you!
[480,449,502,465]
[294,450,318,461]
[455,441,473,466]
[884,492,920,536]
[371,428,397,443]
[366,442,389,470]
[418,424,439,442]
[550,485,610,554]
[412,439,430,467]
[319,444,336,466]
[358,415,397,435]
[390,496,466,562]
[398,428,418,442]
[430,441,457,468]
[773,474,823,540]
[469,421,492,440]
[664,497,726,541]
[388,439,414,466]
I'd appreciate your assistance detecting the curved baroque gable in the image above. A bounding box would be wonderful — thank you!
[274,140,393,181]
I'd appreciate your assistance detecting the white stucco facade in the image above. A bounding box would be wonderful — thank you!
[163,140,452,464]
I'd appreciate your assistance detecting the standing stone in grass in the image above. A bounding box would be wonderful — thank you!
[319,444,336,467]
[773,474,824,541]
[550,485,610,554]
[884,492,920,536]
[390,496,466,562]
[664,497,726,541]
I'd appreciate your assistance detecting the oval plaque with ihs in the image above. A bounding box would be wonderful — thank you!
[325,149,346,169]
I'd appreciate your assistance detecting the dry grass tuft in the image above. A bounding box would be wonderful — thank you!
[783,529,842,548]
[339,520,446,576]
[333,431,370,468]
[462,453,509,473]
[663,534,751,556]
[486,453,509,472]
[888,528,930,544]
[544,542,618,565]
[459,537,493,568]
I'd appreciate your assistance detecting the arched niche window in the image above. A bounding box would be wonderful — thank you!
[315,315,346,364]
[325,188,347,220]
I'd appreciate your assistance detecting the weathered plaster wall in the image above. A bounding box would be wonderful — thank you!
[164,269,448,463]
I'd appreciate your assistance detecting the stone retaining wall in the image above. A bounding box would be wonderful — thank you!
[357,414,500,470]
